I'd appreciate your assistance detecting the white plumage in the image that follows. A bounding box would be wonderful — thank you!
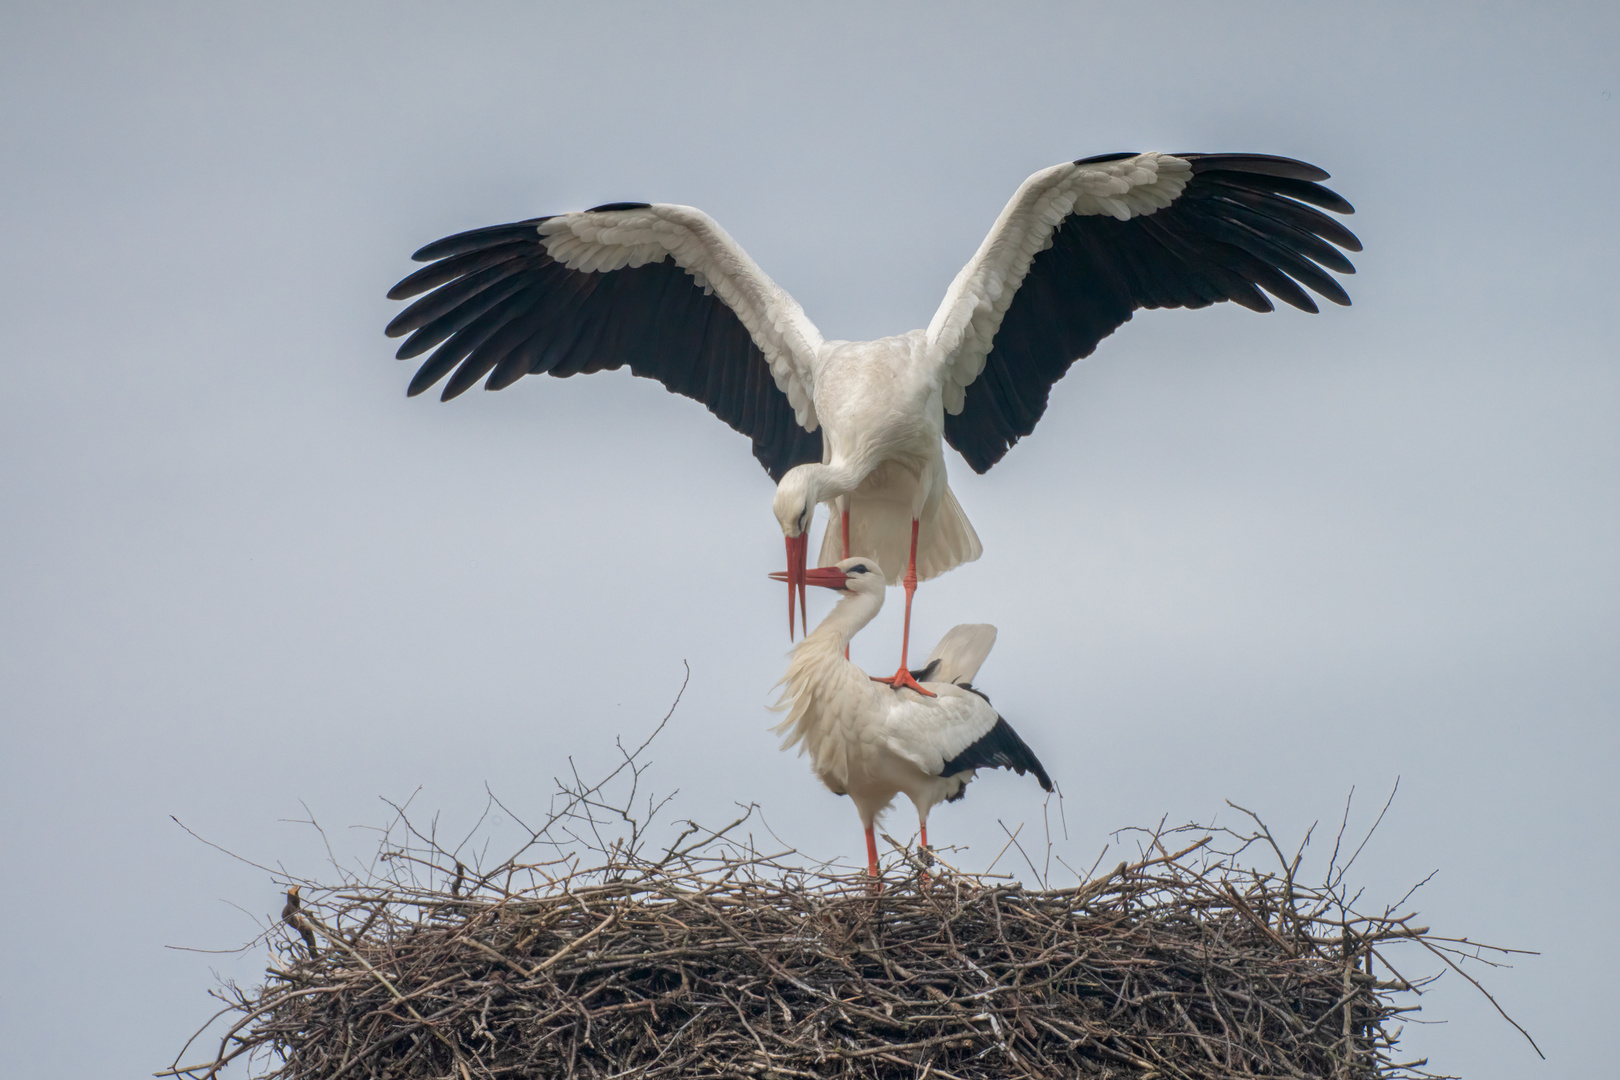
[387,152,1359,689]
[535,205,823,425]
[771,557,1053,880]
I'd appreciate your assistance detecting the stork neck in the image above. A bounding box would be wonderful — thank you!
[772,579,887,760]
[805,585,885,652]
[806,461,867,504]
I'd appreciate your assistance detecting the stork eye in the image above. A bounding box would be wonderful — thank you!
[849,564,869,574]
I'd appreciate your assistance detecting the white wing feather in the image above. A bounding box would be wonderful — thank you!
[924,153,1192,413]
[920,624,998,686]
[881,688,998,777]
[538,204,825,430]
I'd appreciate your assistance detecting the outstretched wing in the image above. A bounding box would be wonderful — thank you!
[927,152,1361,473]
[386,203,826,481]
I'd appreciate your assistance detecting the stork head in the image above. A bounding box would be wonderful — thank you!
[771,556,884,601]
[823,556,885,596]
[772,465,822,540]
[772,465,826,640]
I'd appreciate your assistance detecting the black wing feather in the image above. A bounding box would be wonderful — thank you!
[408,278,557,398]
[940,716,1054,792]
[409,218,553,263]
[387,241,536,302]
[1181,153,1330,182]
[550,268,627,377]
[387,219,821,481]
[944,153,1359,474]
[1197,178,1362,251]
[389,258,546,355]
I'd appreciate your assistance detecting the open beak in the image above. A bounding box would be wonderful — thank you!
[769,544,846,639]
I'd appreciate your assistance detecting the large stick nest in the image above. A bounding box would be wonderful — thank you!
[166,703,1534,1080]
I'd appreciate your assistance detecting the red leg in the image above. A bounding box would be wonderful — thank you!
[864,824,880,882]
[871,518,934,696]
[919,822,931,884]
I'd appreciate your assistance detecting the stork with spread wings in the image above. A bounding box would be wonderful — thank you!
[386,152,1358,690]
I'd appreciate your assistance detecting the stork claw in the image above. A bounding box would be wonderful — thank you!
[871,667,937,697]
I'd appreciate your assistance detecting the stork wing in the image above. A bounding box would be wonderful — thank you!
[939,716,1053,791]
[884,691,1053,792]
[910,623,998,686]
[926,152,1360,473]
[386,203,826,481]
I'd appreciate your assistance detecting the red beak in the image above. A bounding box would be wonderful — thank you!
[776,533,808,640]
[770,566,850,590]
[769,544,847,639]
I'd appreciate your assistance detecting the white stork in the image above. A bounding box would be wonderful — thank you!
[768,556,1053,881]
[386,152,1359,693]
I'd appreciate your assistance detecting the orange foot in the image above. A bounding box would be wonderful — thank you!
[871,667,936,697]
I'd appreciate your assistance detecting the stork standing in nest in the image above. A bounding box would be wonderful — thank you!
[770,557,1053,881]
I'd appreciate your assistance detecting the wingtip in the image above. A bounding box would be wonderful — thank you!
[405,360,447,399]
[1183,153,1333,183]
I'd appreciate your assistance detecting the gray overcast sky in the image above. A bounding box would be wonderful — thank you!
[2,2,1615,1076]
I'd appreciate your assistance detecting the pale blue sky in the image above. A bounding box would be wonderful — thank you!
[2,3,1615,1076]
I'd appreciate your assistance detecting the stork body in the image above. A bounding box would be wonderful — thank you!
[771,331,980,688]
[773,332,954,577]
[386,153,1360,683]
[771,558,1053,880]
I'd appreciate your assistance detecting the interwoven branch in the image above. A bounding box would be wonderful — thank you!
[164,685,1533,1080]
